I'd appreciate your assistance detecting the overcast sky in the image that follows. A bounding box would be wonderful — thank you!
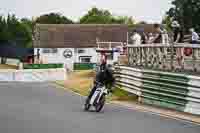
[0,0,173,23]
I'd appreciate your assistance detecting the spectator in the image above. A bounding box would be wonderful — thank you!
[147,33,154,44]
[151,24,163,43]
[189,28,200,44]
[131,30,141,45]
[171,21,184,43]
[161,28,169,44]
[141,32,147,44]
[171,21,184,66]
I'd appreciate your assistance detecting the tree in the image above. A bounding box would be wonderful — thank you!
[166,0,200,32]
[0,15,33,63]
[35,13,74,24]
[162,15,173,32]
[0,15,33,47]
[0,16,9,41]
[5,15,32,47]
[79,7,112,24]
[21,18,34,29]
[79,7,135,25]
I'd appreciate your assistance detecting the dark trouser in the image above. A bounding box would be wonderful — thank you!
[191,40,200,44]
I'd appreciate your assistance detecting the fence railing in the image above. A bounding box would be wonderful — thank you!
[127,43,200,74]
[114,66,200,115]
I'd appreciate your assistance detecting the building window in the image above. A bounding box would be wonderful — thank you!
[79,56,91,63]
[42,48,58,54]
[78,49,85,54]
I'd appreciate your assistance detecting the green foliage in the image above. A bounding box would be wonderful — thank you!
[166,0,200,32]
[23,63,63,69]
[35,13,74,24]
[162,15,173,32]
[0,14,32,47]
[0,16,8,41]
[79,7,135,25]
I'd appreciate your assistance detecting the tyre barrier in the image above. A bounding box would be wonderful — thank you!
[115,66,200,115]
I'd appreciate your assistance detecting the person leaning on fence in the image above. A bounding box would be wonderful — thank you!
[141,32,147,44]
[151,24,163,44]
[190,28,200,44]
[150,24,164,65]
[131,30,141,45]
[147,33,154,44]
[130,30,142,65]
[171,21,184,66]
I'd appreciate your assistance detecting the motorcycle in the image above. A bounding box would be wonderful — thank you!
[84,82,108,112]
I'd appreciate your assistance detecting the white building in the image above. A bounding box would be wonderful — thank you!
[33,24,128,70]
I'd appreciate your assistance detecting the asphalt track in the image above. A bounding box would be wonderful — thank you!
[0,82,199,133]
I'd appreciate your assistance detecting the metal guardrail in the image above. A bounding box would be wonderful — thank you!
[114,66,200,115]
[127,43,200,74]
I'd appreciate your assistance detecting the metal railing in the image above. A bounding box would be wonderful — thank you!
[127,43,200,74]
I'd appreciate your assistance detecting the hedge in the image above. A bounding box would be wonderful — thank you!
[74,63,96,70]
[23,64,63,69]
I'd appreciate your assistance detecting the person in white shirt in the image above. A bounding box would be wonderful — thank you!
[130,30,142,65]
[190,28,200,44]
[131,30,141,45]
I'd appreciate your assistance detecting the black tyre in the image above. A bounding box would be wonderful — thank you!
[95,95,106,112]
[84,98,91,111]
[84,103,91,111]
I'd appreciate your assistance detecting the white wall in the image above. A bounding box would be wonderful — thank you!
[35,48,75,70]
[35,48,121,70]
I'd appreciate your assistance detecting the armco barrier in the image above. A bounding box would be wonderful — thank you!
[115,66,200,115]
[0,68,66,82]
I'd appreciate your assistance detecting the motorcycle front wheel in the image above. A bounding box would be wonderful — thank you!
[84,98,91,111]
[95,94,106,112]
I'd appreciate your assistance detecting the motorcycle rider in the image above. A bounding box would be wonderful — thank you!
[86,53,115,104]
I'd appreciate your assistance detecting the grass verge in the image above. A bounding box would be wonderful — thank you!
[0,64,18,69]
[55,70,137,102]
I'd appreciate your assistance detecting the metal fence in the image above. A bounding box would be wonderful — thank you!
[115,66,200,115]
[127,43,200,74]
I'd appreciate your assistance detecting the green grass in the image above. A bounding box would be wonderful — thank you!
[55,70,138,102]
[111,87,138,101]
